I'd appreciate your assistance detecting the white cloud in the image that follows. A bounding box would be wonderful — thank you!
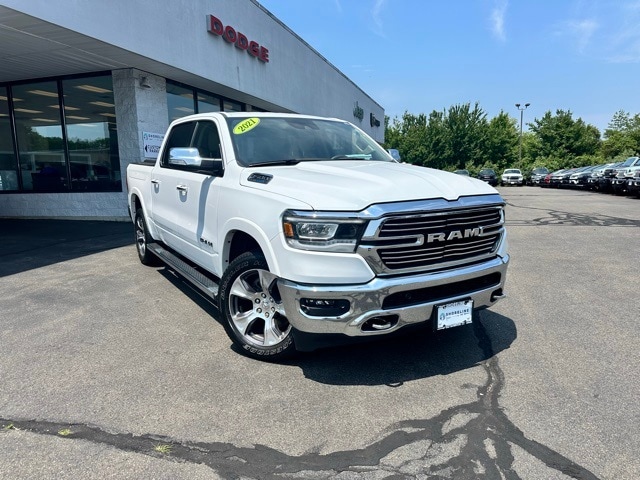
[371,0,387,37]
[566,18,599,53]
[557,2,640,62]
[607,1,640,62]
[490,0,508,42]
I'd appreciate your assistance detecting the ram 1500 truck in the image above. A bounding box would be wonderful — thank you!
[127,112,509,360]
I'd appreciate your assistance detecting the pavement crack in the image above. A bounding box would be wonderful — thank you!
[0,319,602,478]
[464,315,601,480]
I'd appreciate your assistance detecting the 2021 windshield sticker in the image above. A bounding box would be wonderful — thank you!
[233,118,260,135]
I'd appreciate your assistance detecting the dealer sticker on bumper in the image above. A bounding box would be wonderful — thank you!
[436,300,473,330]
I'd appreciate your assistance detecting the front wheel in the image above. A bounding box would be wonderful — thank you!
[219,251,295,361]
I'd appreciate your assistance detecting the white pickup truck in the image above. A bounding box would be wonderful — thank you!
[127,112,509,360]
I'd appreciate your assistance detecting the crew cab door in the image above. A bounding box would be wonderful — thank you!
[150,119,224,269]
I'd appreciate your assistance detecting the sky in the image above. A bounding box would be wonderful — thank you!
[258,0,640,134]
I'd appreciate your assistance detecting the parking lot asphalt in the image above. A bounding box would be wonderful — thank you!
[0,187,639,479]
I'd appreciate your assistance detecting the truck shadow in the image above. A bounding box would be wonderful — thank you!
[159,268,516,386]
[0,219,134,278]
[293,310,516,386]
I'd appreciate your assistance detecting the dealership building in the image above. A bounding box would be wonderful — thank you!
[0,0,384,220]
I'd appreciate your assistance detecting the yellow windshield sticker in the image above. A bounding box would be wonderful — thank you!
[233,118,260,135]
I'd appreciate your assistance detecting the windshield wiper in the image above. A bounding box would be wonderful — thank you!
[330,154,372,160]
[249,156,374,166]
[249,159,302,167]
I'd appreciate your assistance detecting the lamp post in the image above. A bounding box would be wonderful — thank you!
[515,103,530,164]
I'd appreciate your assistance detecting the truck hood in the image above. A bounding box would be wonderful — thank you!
[239,161,498,210]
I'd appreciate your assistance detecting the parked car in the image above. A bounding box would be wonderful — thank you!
[554,166,586,188]
[126,112,510,360]
[539,170,557,188]
[569,165,602,188]
[454,169,470,176]
[618,156,640,177]
[477,168,498,186]
[557,167,592,188]
[587,163,618,191]
[548,168,571,188]
[598,163,625,193]
[628,170,640,197]
[526,167,550,186]
[611,157,640,195]
[501,169,523,186]
[586,166,604,190]
[611,170,630,195]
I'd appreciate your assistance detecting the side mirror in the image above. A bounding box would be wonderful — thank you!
[169,147,202,167]
[168,147,223,176]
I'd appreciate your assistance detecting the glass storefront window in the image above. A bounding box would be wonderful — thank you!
[63,76,120,192]
[1,74,121,193]
[0,87,18,191]
[223,99,243,112]
[167,83,194,122]
[13,81,66,192]
[197,92,221,113]
[167,81,246,120]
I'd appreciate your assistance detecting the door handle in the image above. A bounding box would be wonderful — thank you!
[151,179,160,185]
[176,184,188,192]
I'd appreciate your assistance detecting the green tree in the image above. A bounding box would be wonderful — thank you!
[385,111,429,166]
[527,109,601,167]
[601,110,640,159]
[422,110,450,169]
[484,111,518,172]
[445,103,488,170]
[385,103,491,173]
[385,105,608,174]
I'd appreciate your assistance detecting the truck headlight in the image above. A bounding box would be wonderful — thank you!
[283,211,366,253]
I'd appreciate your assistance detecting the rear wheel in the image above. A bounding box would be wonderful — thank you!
[219,251,295,361]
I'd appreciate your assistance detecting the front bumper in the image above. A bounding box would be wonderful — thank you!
[598,178,613,189]
[569,178,588,186]
[277,255,509,337]
[479,177,498,186]
[612,177,630,189]
[502,178,523,185]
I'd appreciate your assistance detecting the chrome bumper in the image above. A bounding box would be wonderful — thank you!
[278,255,509,337]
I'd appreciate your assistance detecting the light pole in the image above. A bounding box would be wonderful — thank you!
[515,103,530,164]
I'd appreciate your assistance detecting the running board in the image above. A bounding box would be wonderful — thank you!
[147,243,219,302]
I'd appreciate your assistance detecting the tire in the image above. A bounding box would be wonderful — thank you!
[219,251,295,361]
[134,208,161,266]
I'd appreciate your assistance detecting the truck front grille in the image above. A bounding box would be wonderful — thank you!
[358,205,504,275]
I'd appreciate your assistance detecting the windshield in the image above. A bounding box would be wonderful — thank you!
[504,169,521,174]
[479,169,495,175]
[620,156,639,167]
[227,116,392,166]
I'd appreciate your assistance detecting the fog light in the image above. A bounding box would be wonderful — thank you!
[300,298,350,317]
